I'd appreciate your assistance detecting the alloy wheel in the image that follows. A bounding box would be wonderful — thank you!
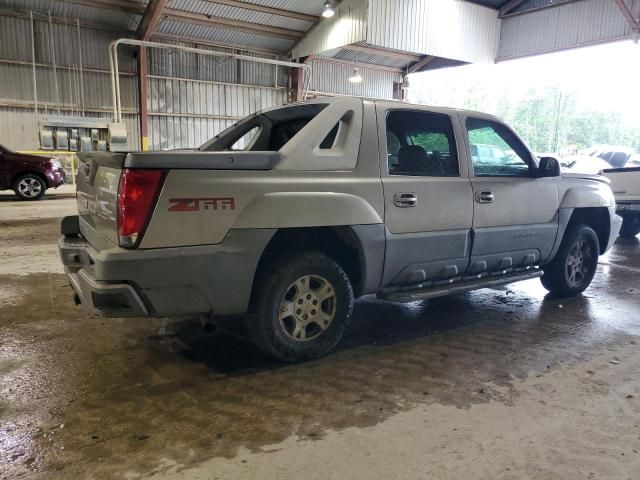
[278,274,337,342]
[17,177,43,198]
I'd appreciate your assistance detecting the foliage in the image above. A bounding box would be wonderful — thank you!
[412,132,450,152]
[411,82,640,153]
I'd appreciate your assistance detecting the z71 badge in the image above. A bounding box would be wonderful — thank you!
[168,197,235,212]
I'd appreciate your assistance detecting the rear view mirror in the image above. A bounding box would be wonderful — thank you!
[537,156,561,177]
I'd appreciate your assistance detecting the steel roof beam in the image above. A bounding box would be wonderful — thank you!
[199,0,319,23]
[59,0,307,39]
[137,0,168,40]
[164,8,304,40]
[311,56,404,73]
[58,0,144,15]
[407,55,436,73]
[499,0,527,17]
[500,0,581,18]
[151,32,283,55]
[613,0,640,30]
[341,44,422,62]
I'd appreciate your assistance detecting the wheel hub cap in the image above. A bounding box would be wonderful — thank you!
[18,178,42,198]
[278,275,336,342]
[566,238,593,288]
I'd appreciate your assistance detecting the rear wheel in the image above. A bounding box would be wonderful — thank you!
[619,217,640,239]
[13,174,46,201]
[541,225,599,297]
[248,252,353,362]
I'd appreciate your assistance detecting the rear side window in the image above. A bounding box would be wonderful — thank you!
[201,103,328,152]
[386,111,459,176]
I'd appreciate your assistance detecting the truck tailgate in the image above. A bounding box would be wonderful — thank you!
[76,152,127,246]
[604,168,640,203]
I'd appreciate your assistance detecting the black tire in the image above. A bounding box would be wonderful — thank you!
[619,217,640,239]
[541,225,599,297]
[13,173,46,201]
[248,252,354,362]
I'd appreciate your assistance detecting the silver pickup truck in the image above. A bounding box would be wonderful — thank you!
[59,97,622,361]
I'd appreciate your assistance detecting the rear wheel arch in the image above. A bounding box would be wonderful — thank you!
[250,226,366,304]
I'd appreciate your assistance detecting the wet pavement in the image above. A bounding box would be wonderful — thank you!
[1,197,640,479]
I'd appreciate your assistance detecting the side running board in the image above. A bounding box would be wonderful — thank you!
[378,268,542,303]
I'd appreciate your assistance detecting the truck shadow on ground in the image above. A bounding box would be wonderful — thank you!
[160,286,594,376]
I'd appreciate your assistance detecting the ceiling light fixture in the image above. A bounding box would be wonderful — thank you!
[349,67,363,83]
[322,1,335,18]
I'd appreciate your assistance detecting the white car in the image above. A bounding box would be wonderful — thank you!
[560,155,612,175]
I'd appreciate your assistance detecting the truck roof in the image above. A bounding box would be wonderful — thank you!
[290,95,502,121]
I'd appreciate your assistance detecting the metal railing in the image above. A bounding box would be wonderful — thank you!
[108,39,313,123]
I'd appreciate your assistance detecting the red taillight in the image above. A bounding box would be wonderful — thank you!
[117,168,166,248]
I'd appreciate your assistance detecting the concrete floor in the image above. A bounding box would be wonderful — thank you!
[1,190,640,480]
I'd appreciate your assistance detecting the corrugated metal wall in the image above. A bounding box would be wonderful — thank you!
[148,78,287,149]
[146,39,289,149]
[308,59,401,99]
[367,0,500,63]
[0,9,399,152]
[291,0,368,59]
[0,13,139,150]
[498,0,633,59]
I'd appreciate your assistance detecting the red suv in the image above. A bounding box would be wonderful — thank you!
[0,144,66,200]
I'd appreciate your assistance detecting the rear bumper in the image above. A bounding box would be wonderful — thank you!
[64,262,149,317]
[58,216,275,317]
[46,169,66,188]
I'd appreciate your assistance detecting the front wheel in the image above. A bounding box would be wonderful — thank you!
[248,252,354,362]
[541,225,599,297]
[13,174,46,200]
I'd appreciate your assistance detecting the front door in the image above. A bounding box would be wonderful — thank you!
[462,114,559,273]
[380,108,473,286]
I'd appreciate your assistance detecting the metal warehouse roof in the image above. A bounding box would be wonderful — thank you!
[0,0,325,54]
[0,0,563,69]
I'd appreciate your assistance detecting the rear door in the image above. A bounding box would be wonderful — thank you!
[461,114,559,273]
[379,107,473,286]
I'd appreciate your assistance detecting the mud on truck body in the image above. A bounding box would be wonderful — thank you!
[59,97,622,361]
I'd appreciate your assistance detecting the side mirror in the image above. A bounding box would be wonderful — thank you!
[537,156,561,177]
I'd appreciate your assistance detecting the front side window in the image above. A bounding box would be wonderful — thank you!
[466,118,532,177]
[386,110,459,177]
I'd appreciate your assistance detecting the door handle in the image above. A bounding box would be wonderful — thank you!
[394,192,417,208]
[475,190,495,203]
